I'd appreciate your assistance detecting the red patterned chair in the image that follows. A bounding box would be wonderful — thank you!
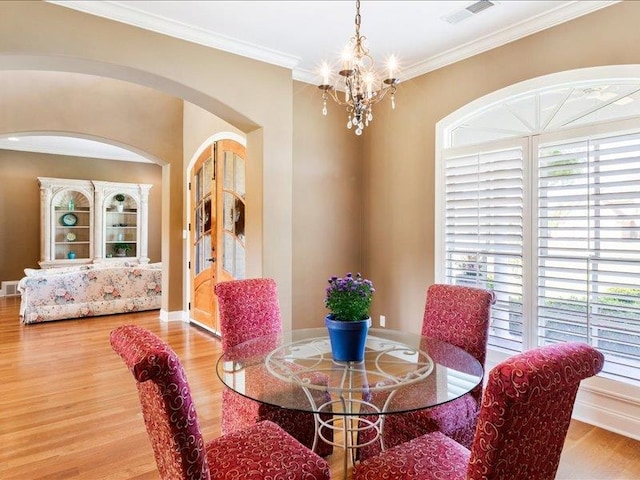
[110,324,331,480]
[214,278,333,456]
[358,284,495,460]
[353,342,604,480]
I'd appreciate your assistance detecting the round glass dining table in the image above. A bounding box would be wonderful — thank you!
[216,328,483,478]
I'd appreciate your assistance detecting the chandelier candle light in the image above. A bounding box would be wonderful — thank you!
[318,0,399,135]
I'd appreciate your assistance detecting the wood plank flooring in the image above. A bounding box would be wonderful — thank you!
[1,296,639,479]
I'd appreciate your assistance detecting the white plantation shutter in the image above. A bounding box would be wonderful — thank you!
[537,131,640,383]
[443,141,525,354]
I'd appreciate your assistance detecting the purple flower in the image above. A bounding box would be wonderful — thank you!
[325,272,375,322]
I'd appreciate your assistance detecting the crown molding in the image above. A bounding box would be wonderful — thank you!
[401,0,619,81]
[51,0,618,86]
[296,0,619,85]
[49,0,301,70]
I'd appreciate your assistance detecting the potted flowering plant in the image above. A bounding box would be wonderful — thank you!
[325,272,375,321]
[325,272,375,362]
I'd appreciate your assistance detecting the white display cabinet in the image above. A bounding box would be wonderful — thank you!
[38,177,94,268]
[93,181,152,263]
[38,178,152,268]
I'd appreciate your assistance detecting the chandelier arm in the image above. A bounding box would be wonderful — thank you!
[324,87,353,109]
[371,84,397,104]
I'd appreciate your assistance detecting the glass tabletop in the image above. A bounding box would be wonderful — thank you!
[216,328,483,415]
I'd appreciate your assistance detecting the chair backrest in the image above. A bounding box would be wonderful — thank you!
[422,284,495,368]
[467,342,605,480]
[214,278,282,351]
[110,325,210,480]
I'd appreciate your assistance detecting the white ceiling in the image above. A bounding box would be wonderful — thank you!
[0,135,151,163]
[51,0,618,83]
[2,0,618,161]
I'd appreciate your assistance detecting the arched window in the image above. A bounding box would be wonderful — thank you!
[437,67,640,386]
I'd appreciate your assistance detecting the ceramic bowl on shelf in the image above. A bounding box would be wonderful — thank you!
[60,213,77,226]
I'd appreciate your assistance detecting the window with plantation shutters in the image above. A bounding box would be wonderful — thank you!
[441,124,640,386]
[442,141,525,355]
[537,131,640,384]
[438,75,640,410]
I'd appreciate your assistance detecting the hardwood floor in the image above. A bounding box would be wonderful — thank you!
[1,296,639,479]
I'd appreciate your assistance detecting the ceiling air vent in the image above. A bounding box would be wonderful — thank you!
[442,0,496,24]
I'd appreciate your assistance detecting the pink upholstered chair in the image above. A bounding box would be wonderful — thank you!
[353,342,604,480]
[110,324,331,480]
[358,284,495,461]
[214,278,333,457]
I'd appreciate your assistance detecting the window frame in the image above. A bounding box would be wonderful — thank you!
[437,117,640,385]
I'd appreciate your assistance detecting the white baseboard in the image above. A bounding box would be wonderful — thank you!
[572,378,640,441]
[158,310,220,337]
[159,309,188,322]
[487,350,640,441]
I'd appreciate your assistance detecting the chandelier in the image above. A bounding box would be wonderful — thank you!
[318,0,399,135]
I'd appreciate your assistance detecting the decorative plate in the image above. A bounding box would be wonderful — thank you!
[60,213,78,226]
[66,232,77,241]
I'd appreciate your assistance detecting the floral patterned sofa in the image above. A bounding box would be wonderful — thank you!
[18,262,162,324]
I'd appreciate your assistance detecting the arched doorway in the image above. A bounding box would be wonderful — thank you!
[188,134,247,334]
[0,1,296,328]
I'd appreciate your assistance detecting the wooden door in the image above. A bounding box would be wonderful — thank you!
[191,146,217,330]
[190,140,246,333]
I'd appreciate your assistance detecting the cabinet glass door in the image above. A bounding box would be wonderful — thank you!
[105,193,138,258]
[53,190,91,261]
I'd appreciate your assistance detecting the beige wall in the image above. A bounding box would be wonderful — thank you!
[183,103,245,160]
[0,1,296,324]
[292,81,363,327]
[0,69,183,309]
[0,71,181,166]
[0,150,162,282]
[2,0,635,333]
[363,0,640,333]
[0,2,356,327]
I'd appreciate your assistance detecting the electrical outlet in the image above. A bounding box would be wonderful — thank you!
[379,315,386,328]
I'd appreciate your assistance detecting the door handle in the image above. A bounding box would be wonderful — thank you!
[206,257,216,263]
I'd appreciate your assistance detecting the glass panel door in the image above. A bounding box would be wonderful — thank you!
[190,146,218,331]
[221,149,246,279]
